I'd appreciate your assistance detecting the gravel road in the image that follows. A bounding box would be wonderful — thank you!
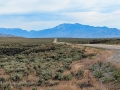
[79,44,120,64]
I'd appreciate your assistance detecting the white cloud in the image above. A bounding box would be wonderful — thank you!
[0,0,70,14]
[71,0,120,11]
[63,9,120,29]
[0,0,120,30]
[0,16,65,30]
[0,0,119,14]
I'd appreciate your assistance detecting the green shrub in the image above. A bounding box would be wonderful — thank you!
[4,66,14,73]
[0,82,11,90]
[19,59,29,63]
[102,78,114,83]
[17,55,25,59]
[18,81,27,87]
[54,72,63,80]
[98,61,103,67]
[46,88,54,90]
[94,71,104,78]
[113,70,120,82]
[10,73,22,81]
[0,58,8,62]
[64,58,73,63]
[32,87,37,90]
[56,67,65,73]
[38,79,45,86]
[73,55,81,60]
[38,79,50,86]
[89,65,95,71]
[63,74,72,81]
[0,77,5,83]
[63,63,71,70]
[76,69,84,78]
[15,67,26,72]
[40,69,52,80]
[0,62,6,68]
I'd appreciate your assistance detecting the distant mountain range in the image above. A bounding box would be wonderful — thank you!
[0,33,16,37]
[0,23,120,38]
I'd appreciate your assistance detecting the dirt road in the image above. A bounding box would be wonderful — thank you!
[80,44,120,64]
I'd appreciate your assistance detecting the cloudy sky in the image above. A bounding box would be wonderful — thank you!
[0,0,120,31]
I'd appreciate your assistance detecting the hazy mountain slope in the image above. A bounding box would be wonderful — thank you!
[0,33,16,37]
[0,23,120,38]
[0,28,29,37]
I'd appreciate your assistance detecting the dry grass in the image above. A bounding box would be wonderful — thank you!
[110,62,120,69]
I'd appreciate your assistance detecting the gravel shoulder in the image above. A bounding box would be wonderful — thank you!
[79,44,120,65]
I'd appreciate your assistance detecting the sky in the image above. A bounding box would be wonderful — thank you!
[0,0,120,31]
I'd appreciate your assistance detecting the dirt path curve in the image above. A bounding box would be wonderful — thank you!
[79,44,120,64]
[53,38,58,43]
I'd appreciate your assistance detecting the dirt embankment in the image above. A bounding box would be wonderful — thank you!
[52,42,118,90]
[79,44,120,68]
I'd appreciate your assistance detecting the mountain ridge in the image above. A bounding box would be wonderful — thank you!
[0,33,17,37]
[0,23,120,38]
